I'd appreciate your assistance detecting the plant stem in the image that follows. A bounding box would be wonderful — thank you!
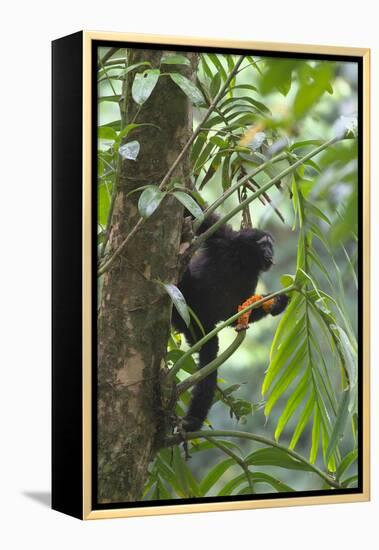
[98,57,117,97]
[189,137,339,255]
[165,429,343,489]
[176,331,246,394]
[97,55,246,278]
[168,285,295,381]
[245,178,286,224]
[194,152,286,230]
[98,51,129,261]
[209,438,255,493]
[99,47,121,67]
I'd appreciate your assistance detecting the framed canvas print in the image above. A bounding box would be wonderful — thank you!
[52,31,370,520]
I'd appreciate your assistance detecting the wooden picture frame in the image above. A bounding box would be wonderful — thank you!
[52,31,370,520]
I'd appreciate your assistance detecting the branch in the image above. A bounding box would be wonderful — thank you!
[98,47,121,67]
[245,179,286,224]
[192,152,288,231]
[208,438,255,493]
[97,55,246,277]
[176,331,246,394]
[168,285,295,381]
[165,429,343,490]
[190,137,339,254]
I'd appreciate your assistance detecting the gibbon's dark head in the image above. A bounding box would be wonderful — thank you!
[236,228,275,272]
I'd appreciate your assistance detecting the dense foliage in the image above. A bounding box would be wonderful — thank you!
[97,47,358,499]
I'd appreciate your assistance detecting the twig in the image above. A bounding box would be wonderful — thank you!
[97,55,246,278]
[190,137,339,255]
[176,331,246,394]
[98,56,117,96]
[165,429,343,490]
[168,286,295,382]
[245,179,286,223]
[194,152,288,231]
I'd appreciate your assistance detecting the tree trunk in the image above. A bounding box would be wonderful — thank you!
[97,48,197,503]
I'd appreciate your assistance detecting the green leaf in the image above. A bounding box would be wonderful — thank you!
[331,325,357,407]
[122,61,151,75]
[218,473,247,496]
[156,454,185,496]
[98,126,118,142]
[98,94,121,103]
[269,291,303,359]
[170,73,204,105]
[264,343,306,416]
[119,140,140,160]
[246,448,313,472]
[304,201,331,225]
[260,59,299,96]
[191,132,207,164]
[290,139,324,151]
[341,475,359,488]
[98,184,110,226]
[160,54,190,66]
[336,449,358,481]
[280,274,294,288]
[172,447,200,497]
[322,422,336,472]
[132,69,160,105]
[210,72,222,98]
[325,389,350,465]
[221,155,231,191]
[138,186,166,218]
[251,472,295,492]
[160,283,190,328]
[166,349,196,374]
[275,371,310,441]
[119,122,160,140]
[228,83,258,93]
[206,53,227,81]
[209,136,229,148]
[221,96,270,115]
[200,54,213,81]
[200,458,234,495]
[289,393,315,450]
[263,321,306,396]
[172,191,204,221]
[310,405,320,464]
[294,62,334,117]
[193,142,216,175]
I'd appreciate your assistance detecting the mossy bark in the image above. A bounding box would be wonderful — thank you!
[97,49,197,503]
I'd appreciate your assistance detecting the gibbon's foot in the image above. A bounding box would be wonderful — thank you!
[270,294,289,316]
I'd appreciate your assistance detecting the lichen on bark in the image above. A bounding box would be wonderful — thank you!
[97,48,197,503]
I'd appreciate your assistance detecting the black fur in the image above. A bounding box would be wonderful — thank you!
[172,214,288,431]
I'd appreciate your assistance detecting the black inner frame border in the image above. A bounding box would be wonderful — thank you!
[91,38,364,511]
